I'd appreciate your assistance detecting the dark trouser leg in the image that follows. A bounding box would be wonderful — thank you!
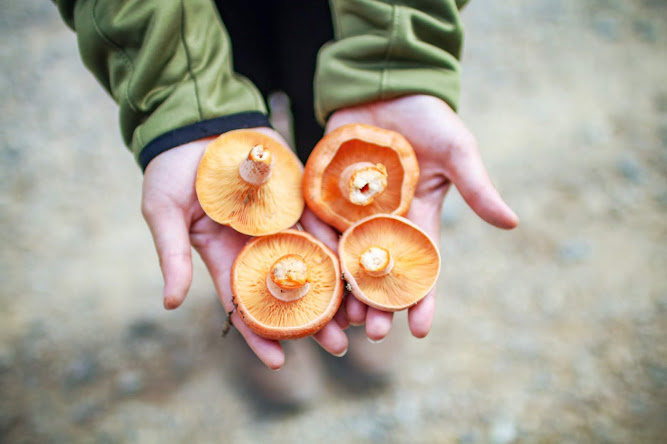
[214,0,333,163]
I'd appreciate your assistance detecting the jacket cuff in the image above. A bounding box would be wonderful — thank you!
[139,111,271,172]
[315,0,464,125]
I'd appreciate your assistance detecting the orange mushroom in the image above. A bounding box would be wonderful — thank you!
[338,214,440,312]
[303,123,419,232]
[196,129,305,236]
[231,230,343,340]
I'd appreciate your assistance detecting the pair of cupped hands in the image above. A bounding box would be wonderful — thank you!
[141,95,519,369]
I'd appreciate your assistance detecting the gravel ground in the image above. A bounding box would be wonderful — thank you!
[1,1,666,443]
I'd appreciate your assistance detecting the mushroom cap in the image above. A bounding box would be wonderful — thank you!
[196,130,305,236]
[339,214,441,312]
[231,230,343,340]
[303,123,419,233]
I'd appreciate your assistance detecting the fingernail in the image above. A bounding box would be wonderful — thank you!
[349,322,364,327]
[368,337,384,344]
[333,348,348,357]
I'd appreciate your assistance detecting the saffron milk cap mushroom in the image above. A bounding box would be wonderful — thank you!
[339,214,441,312]
[231,230,344,340]
[195,129,305,236]
[303,123,419,232]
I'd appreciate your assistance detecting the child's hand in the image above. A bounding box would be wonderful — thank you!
[325,95,519,341]
[141,128,348,369]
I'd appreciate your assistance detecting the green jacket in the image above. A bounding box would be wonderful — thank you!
[54,0,467,170]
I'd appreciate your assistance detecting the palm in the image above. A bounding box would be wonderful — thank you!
[326,95,518,340]
[142,129,347,369]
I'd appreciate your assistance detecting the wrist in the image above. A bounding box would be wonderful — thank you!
[139,112,273,172]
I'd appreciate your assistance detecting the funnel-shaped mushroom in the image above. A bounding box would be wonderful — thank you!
[231,230,343,340]
[303,124,419,232]
[196,130,305,236]
[339,215,440,312]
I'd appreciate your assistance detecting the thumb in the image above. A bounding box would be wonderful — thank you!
[142,202,193,309]
[445,136,519,230]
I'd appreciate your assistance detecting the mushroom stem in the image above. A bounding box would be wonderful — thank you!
[339,162,388,206]
[359,246,394,277]
[239,144,274,185]
[266,254,310,301]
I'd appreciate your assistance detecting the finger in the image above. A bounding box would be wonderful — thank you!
[231,312,285,369]
[404,198,440,338]
[194,224,286,369]
[366,307,394,342]
[446,140,519,230]
[299,207,340,252]
[313,321,349,357]
[408,290,436,338]
[334,305,350,330]
[346,294,367,326]
[143,205,193,310]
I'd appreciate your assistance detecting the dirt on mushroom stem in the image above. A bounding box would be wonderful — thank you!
[238,144,274,185]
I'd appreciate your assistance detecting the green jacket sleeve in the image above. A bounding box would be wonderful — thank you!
[315,0,467,125]
[54,0,268,170]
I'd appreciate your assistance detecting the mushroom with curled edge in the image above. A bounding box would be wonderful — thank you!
[338,214,441,312]
[231,230,344,340]
[195,129,305,236]
[302,123,419,233]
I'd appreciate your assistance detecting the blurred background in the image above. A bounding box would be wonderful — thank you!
[1,0,665,442]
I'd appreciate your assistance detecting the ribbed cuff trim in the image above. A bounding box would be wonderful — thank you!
[139,111,271,171]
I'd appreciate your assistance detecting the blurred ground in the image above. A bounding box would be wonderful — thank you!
[1,0,666,443]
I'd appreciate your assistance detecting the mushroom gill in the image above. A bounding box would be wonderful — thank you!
[196,130,304,236]
[303,124,419,233]
[339,215,440,312]
[231,230,343,340]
